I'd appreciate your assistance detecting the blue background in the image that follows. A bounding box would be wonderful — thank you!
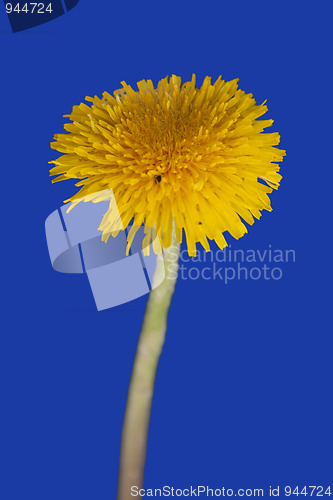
[1,1,332,498]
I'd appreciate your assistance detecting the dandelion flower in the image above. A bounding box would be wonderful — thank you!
[50,75,285,256]
[49,75,286,499]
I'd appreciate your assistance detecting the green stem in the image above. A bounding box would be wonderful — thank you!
[117,233,180,500]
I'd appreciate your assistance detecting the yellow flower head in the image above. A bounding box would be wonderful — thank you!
[50,74,285,256]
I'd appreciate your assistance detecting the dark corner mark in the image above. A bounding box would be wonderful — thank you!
[64,0,79,12]
[3,0,80,33]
